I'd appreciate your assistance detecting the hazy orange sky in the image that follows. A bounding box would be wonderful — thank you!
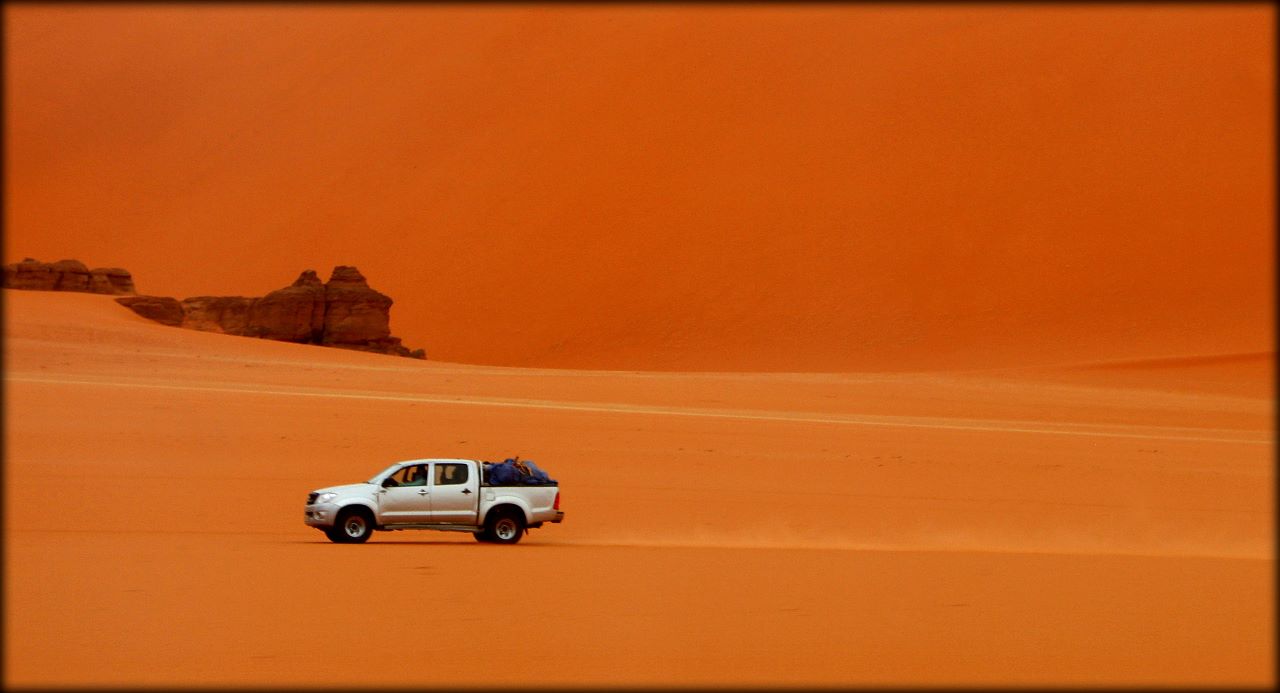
[4,3,1273,370]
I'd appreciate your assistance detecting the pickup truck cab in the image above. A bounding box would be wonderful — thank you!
[304,458,563,544]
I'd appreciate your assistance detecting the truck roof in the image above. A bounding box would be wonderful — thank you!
[389,458,476,466]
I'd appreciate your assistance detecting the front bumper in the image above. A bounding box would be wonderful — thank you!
[304,503,339,528]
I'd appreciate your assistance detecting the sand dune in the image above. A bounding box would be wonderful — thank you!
[3,290,1272,686]
[4,4,1273,370]
[3,4,1272,686]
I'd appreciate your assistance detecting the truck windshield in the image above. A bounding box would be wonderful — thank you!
[366,463,403,484]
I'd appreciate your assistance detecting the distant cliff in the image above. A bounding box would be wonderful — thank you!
[3,258,136,295]
[4,258,424,359]
[117,266,426,359]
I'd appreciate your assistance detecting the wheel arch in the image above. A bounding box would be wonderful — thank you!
[480,500,530,526]
[335,498,377,515]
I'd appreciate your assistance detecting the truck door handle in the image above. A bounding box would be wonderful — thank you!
[417,490,429,495]
[462,489,472,494]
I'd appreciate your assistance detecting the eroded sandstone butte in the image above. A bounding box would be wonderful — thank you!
[3,258,136,295]
[115,266,425,359]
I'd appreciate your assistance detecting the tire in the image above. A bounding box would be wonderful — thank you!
[472,530,491,543]
[486,510,525,545]
[329,508,374,544]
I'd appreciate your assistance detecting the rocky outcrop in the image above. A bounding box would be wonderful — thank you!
[249,269,326,342]
[116,266,425,359]
[3,258,136,295]
[180,295,256,335]
[322,266,392,344]
[114,296,184,327]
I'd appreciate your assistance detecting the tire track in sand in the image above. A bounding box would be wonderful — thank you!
[6,374,1271,445]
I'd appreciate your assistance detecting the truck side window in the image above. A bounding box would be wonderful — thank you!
[392,465,429,487]
[435,463,468,486]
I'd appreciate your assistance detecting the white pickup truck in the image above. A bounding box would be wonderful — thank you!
[304,458,563,545]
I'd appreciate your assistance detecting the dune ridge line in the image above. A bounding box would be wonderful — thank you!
[8,374,1271,445]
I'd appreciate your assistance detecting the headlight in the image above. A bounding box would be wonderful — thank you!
[315,492,338,504]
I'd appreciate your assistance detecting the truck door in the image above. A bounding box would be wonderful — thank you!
[428,462,477,523]
[377,463,433,522]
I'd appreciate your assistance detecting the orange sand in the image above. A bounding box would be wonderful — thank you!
[3,3,1274,687]
[3,4,1273,370]
[3,290,1272,686]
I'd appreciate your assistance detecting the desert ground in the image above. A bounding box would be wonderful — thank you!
[4,4,1272,371]
[3,290,1272,687]
[4,3,1274,688]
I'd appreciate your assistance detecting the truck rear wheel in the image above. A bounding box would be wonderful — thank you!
[472,531,491,543]
[328,508,374,543]
[487,511,525,545]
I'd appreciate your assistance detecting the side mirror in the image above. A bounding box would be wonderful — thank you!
[381,477,398,488]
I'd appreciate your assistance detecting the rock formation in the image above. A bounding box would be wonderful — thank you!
[116,266,426,359]
[3,258,136,295]
[321,266,392,344]
[114,296,184,327]
[179,295,256,335]
[249,269,326,342]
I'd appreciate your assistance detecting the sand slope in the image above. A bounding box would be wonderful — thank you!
[4,4,1273,370]
[3,6,1273,685]
[3,291,1272,686]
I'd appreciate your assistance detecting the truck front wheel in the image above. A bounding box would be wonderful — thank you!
[486,511,525,545]
[327,508,374,544]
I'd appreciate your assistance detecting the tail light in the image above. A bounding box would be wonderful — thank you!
[553,491,560,510]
